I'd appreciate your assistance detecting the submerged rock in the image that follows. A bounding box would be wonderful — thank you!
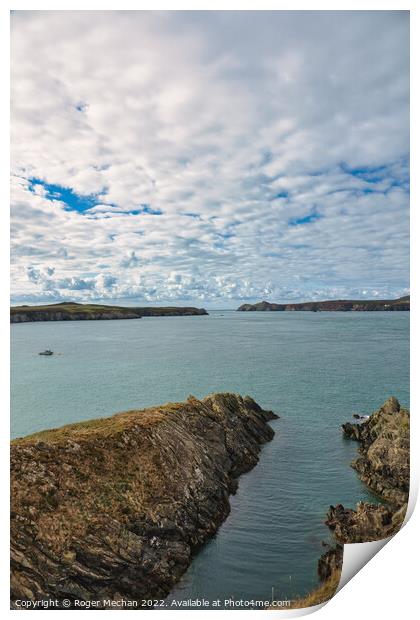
[10,393,277,608]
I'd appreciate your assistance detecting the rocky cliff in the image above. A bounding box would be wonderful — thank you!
[10,302,208,323]
[341,396,409,507]
[290,397,410,608]
[325,396,409,545]
[237,296,410,312]
[11,393,277,608]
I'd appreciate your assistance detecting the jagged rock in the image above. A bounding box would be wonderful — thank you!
[292,396,409,608]
[10,393,277,608]
[342,421,363,441]
[325,397,410,547]
[381,396,401,415]
[342,397,409,505]
[318,544,343,581]
[325,502,407,543]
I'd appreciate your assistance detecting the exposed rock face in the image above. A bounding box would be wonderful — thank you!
[325,502,407,543]
[342,396,409,506]
[11,310,145,322]
[326,397,409,545]
[317,544,343,581]
[237,296,410,312]
[11,393,277,608]
[289,396,409,609]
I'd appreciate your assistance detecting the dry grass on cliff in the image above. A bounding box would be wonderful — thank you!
[10,402,197,551]
[11,396,248,554]
[11,405,171,444]
[283,569,341,609]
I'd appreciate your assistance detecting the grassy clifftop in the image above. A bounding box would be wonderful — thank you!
[11,393,277,607]
[10,302,208,322]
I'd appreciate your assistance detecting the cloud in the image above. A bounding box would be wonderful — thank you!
[120,251,141,269]
[11,11,409,306]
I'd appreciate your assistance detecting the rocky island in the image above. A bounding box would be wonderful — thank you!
[11,393,277,608]
[292,396,410,608]
[237,296,410,312]
[10,302,208,323]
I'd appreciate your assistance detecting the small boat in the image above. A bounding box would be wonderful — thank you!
[39,350,54,356]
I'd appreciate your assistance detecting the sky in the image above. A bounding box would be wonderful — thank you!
[11,10,409,308]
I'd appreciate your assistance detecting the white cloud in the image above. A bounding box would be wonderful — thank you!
[11,11,409,307]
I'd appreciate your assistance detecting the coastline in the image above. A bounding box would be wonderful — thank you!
[237,296,410,312]
[10,313,409,608]
[289,397,410,608]
[10,390,409,609]
[11,393,277,608]
[10,302,208,323]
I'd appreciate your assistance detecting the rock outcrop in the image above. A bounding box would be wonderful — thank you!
[342,396,409,507]
[237,296,410,312]
[290,396,409,609]
[326,397,409,545]
[11,393,277,608]
[283,396,409,609]
[325,502,407,543]
[317,544,343,582]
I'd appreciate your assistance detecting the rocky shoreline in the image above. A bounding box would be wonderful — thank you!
[309,397,409,601]
[11,393,277,608]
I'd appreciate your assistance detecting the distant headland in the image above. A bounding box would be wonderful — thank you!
[10,302,208,323]
[237,295,409,312]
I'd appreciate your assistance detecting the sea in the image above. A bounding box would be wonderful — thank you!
[11,310,409,605]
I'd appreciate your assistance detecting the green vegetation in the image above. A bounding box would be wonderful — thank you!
[10,302,208,322]
[11,394,277,604]
[11,403,179,444]
[238,295,410,312]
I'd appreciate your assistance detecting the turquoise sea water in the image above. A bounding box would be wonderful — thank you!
[11,311,409,605]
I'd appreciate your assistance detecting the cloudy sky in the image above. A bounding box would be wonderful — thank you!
[11,11,409,308]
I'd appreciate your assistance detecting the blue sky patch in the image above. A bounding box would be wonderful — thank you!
[138,204,163,215]
[28,178,101,212]
[288,211,322,227]
[340,159,409,193]
[340,163,387,183]
[28,180,164,216]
